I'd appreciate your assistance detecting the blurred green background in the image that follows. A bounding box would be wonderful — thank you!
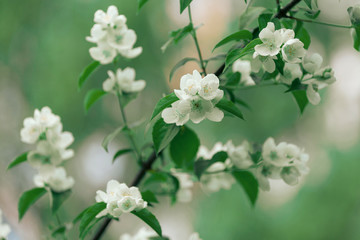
[1,0,360,239]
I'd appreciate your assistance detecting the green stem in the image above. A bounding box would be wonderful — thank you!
[221,81,279,91]
[55,213,62,226]
[188,6,207,76]
[116,92,142,163]
[286,15,353,29]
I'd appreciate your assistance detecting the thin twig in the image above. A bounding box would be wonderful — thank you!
[286,15,353,29]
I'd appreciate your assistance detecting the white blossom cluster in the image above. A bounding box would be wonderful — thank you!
[119,228,202,240]
[171,169,194,203]
[86,5,142,64]
[0,209,10,240]
[162,70,224,126]
[20,107,75,192]
[95,180,147,218]
[244,22,336,105]
[103,68,146,94]
[232,60,256,86]
[255,137,309,191]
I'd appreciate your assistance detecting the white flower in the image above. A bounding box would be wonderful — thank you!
[200,160,235,193]
[171,169,194,203]
[0,209,11,240]
[20,106,60,144]
[232,60,255,86]
[188,96,224,124]
[262,137,289,167]
[348,5,360,26]
[93,5,126,29]
[95,180,147,218]
[302,53,323,74]
[254,22,283,57]
[176,70,202,98]
[34,166,74,192]
[161,100,191,126]
[103,68,146,94]
[277,63,302,84]
[252,52,276,73]
[199,74,223,100]
[306,84,321,105]
[253,167,271,191]
[197,143,226,159]
[89,42,117,64]
[119,227,155,240]
[226,140,253,169]
[281,39,306,63]
[188,232,203,240]
[278,28,295,44]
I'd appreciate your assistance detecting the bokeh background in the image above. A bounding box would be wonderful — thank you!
[1,0,360,239]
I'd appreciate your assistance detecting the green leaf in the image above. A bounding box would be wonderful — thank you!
[161,24,193,52]
[113,149,133,163]
[141,190,159,203]
[258,13,272,30]
[51,190,72,214]
[296,26,311,49]
[18,187,47,220]
[151,93,179,120]
[73,206,92,224]
[102,126,125,152]
[352,27,360,51]
[80,216,105,239]
[79,202,106,238]
[224,38,262,70]
[226,72,241,86]
[303,0,312,9]
[138,0,150,12]
[216,98,244,120]
[232,171,259,206]
[150,237,170,240]
[213,30,252,51]
[132,208,162,236]
[274,58,285,75]
[169,58,200,82]
[84,89,107,113]
[51,226,66,239]
[169,126,200,170]
[194,151,228,179]
[8,152,28,170]
[152,119,180,153]
[78,61,100,90]
[291,90,309,114]
[179,0,192,14]
[239,7,267,30]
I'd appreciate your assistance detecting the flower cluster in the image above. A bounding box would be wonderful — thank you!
[232,60,255,86]
[119,228,202,240]
[162,70,224,126]
[86,5,142,64]
[95,180,147,218]
[251,22,336,105]
[20,107,75,192]
[0,209,10,240]
[103,68,146,94]
[171,169,194,203]
[255,137,309,191]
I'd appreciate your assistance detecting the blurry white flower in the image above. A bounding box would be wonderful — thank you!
[281,39,306,63]
[254,22,283,57]
[302,53,323,74]
[162,70,224,125]
[34,166,74,192]
[103,68,146,94]
[277,63,302,84]
[262,137,289,167]
[306,84,321,105]
[95,180,147,218]
[119,227,155,240]
[252,52,276,73]
[200,160,235,193]
[171,169,194,203]
[232,60,255,86]
[188,232,203,240]
[0,209,11,240]
[87,5,142,64]
[226,140,253,169]
[197,143,227,160]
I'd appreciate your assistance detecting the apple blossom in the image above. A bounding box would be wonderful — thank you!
[281,39,306,63]
[95,180,147,218]
[161,100,191,126]
[0,209,10,240]
[254,22,283,57]
[171,169,194,203]
[278,28,295,44]
[119,227,155,240]
[103,68,146,94]
[34,166,74,192]
[302,53,323,74]
[232,60,255,85]
[188,232,203,240]
[277,63,302,84]
[252,52,276,73]
[226,140,253,169]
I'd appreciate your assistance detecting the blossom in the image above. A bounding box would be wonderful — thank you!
[171,169,194,203]
[232,60,255,85]
[254,22,283,56]
[348,5,360,26]
[281,39,306,63]
[252,52,276,73]
[0,209,11,240]
[302,53,323,74]
[162,70,224,125]
[188,232,203,240]
[278,28,295,44]
[87,5,142,64]
[103,68,146,94]
[95,180,147,218]
[306,84,320,105]
[119,227,155,240]
[34,166,74,192]
[277,63,302,84]
[226,140,253,169]
[262,137,289,167]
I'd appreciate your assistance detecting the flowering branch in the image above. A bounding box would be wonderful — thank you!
[285,15,354,29]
